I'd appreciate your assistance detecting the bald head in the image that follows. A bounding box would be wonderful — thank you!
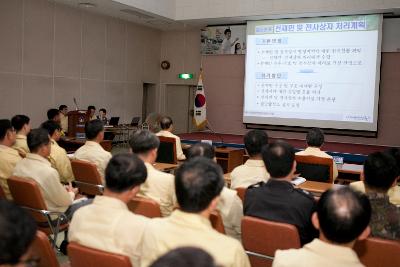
[317,187,371,244]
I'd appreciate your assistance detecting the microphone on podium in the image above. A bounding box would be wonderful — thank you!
[205,120,226,148]
[73,97,79,111]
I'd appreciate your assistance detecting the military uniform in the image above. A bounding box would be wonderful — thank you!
[155,130,186,161]
[230,159,270,189]
[12,134,29,157]
[350,181,400,206]
[60,113,68,133]
[0,144,22,200]
[367,192,400,240]
[244,179,318,245]
[49,139,74,183]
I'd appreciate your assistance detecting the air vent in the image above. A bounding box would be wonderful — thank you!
[120,9,154,20]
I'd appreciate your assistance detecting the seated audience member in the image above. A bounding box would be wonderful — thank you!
[187,143,243,240]
[149,247,217,267]
[140,157,250,267]
[351,148,400,205]
[272,187,371,267]
[244,141,318,245]
[129,130,176,217]
[144,112,162,133]
[59,105,69,133]
[87,105,97,121]
[360,151,400,240]
[0,200,37,266]
[74,120,112,182]
[0,120,22,200]
[69,153,149,267]
[40,120,74,183]
[13,129,90,219]
[47,108,61,123]
[230,130,270,189]
[11,114,31,157]
[98,108,108,125]
[296,128,338,181]
[156,116,186,161]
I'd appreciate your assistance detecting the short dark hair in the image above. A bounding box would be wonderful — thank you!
[11,115,30,131]
[27,128,50,152]
[87,105,96,111]
[40,120,61,137]
[99,108,106,114]
[47,109,60,120]
[317,187,371,244]
[244,130,268,157]
[385,147,400,174]
[0,200,37,265]
[262,141,295,178]
[129,130,160,154]
[85,119,104,140]
[59,105,67,111]
[364,152,399,192]
[306,128,324,147]
[175,157,224,213]
[160,116,173,130]
[149,247,217,267]
[224,28,231,35]
[0,119,13,141]
[187,143,215,160]
[105,153,147,193]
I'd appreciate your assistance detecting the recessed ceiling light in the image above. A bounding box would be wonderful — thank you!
[78,2,96,8]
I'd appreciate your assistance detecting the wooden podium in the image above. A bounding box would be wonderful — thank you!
[67,110,89,138]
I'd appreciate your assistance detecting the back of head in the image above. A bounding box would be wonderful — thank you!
[364,151,399,192]
[385,147,400,172]
[129,130,160,154]
[244,129,268,157]
[187,143,215,160]
[11,115,30,132]
[306,128,324,147]
[262,141,295,178]
[85,119,104,140]
[27,128,50,152]
[105,153,147,193]
[317,187,371,244]
[47,109,60,120]
[175,157,224,213]
[99,108,106,114]
[149,247,217,267]
[40,120,61,137]
[0,119,13,141]
[87,105,96,111]
[0,200,37,265]
[160,116,173,130]
[59,104,67,111]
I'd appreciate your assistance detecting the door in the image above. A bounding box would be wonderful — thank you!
[165,85,192,134]
[142,83,157,122]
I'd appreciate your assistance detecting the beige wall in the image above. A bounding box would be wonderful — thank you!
[0,0,161,127]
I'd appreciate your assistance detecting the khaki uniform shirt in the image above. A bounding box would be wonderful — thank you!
[140,210,250,267]
[273,238,364,267]
[138,163,176,217]
[156,130,186,161]
[350,181,400,206]
[89,115,97,121]
[49,139,74,183]
[69,196,149,267]
[13,153,74,212]
[74,141,112,182]
[12,134,29,157]
[218,187,243,240]
[0,144,22,200]
[230,159,270,189]
[296,147,338,180]
[60,113,68,133]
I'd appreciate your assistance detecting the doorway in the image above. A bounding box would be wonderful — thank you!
[142,83,157,122]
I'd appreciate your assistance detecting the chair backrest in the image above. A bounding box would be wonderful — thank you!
[68,242,131,267]
[354,237,400,267]
[235,187,246,202]
[156,136,177,164]
[0,185,6,199]
[127,196,162,218]
[242,216,301,267]
[210,211,226,234]
[31,231,60,267]
[71,159,104,196]
[7,176,48,223]
[295,155,334,183]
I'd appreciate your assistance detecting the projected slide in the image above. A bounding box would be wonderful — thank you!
[244,15,382,131]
